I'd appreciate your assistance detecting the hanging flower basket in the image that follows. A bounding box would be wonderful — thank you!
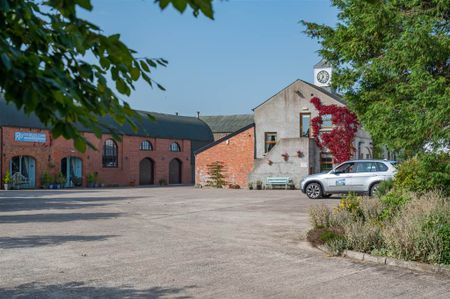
[267,159,273,165]
[282,153,289,161]
[297,150,304,158]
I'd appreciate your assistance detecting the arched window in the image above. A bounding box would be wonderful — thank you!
[103,139,118,168]
[169,142,181,152]
[140,140,153,151]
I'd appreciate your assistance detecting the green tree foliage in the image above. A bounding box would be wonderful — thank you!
[0,0,214,152]
[302,0,449,154]
[393,153,450,195]
[206,161,227,188]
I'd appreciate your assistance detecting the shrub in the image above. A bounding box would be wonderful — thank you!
[228,184,240,189]
[55,172,66,185]
[326,237,348,256]
[360,197,384,222]
[379,189,411,221]
[306,226,344,248]
[374,179,393,198]
[40,171,52,188]
[158,178,167,186]
[345,220,383,253]
[330,208,354,228]
[309,204,331,229]
[206,161,227,188]
[394,153,450,195]
[3,170,12,184]
[382,192,450,264]
[336,193,362,216]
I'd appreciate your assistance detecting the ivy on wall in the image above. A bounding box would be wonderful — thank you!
[310,97,359,163]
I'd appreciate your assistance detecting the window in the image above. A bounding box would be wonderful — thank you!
[322,114,332,127]
[170,142,181,152]
[355,162,377,173]
[264,132,277,153]
[335,162,356,174]
[357,141,364,159]
[320,152,333,172]
[376,162,388,172]
[300,113,311,138]
[140,140,153,151]
[103,139,118,168]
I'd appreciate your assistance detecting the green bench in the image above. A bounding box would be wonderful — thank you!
[266,177,292,190]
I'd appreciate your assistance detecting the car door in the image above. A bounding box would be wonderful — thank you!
[349,162,377,192]
[325,162,355,192]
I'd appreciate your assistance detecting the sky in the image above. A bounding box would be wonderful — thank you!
[80,0,339,116]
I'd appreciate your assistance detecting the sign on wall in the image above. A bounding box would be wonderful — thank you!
[14,132,47,143]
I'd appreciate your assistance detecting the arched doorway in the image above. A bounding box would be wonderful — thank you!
[169,158,182,185]
[61,157,83,187]
[139,158,154,185]
[10,156,36,189]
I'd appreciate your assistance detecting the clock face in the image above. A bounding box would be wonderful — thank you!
[317,70,330,84]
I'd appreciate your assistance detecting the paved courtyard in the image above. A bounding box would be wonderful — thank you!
[0,187,449,298]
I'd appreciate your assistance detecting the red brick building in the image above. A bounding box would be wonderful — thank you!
[0,99,213,189]
[195,124,255,188]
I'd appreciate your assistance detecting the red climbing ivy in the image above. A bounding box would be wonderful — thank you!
[310,97,359,163]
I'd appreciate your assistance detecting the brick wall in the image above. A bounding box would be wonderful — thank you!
[0,126,192,188]
[195,126,254,188]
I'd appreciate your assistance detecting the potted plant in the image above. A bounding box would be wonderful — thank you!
[248,182,254,190]
[55,172,66,189]
[87,173,95,188]
[159,178,167,186]
[71,176,83,187]
[3,170,12,190]
[256,180,263,190]
[41,171,52,189]
[282,152,289,161]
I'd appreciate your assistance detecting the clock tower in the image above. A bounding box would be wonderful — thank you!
[313,59,332,91]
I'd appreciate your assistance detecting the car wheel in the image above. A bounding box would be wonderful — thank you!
[305,182,323,199]
[369,182,380,196]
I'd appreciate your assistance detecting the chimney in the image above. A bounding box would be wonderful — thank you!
[197,111,200,119]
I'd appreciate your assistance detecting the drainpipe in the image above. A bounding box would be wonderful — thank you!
[0,127,3,185]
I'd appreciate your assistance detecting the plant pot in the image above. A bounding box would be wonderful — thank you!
[3,183,9,190]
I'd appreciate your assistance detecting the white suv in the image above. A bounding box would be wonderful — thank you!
[300,160,397,199]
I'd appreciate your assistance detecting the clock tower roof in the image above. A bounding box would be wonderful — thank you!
[314,59,331,69]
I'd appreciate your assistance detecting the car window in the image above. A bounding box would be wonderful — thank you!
[356,162,378,173]
[376,162,388,172]
[335,162,355,173]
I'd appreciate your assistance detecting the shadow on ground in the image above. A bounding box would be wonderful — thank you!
[0,235,117,249]
[0,196,144,212]
[0,212,123,223]
[0,190,103,198]
[0,282,197,299]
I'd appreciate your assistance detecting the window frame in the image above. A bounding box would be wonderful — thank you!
[320,152,333,172]
[321,114,333,128]
[335,162,356,174]
[300,112,311,138]
[103,139,118,168]
[140,140,153,151]
[169,142,181,152]
[264,132,277,153]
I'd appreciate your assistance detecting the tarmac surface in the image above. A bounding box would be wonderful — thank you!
[0,187,449,298]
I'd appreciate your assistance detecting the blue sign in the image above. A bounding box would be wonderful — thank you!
[336,179,346,186]
[15,132,47,143]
